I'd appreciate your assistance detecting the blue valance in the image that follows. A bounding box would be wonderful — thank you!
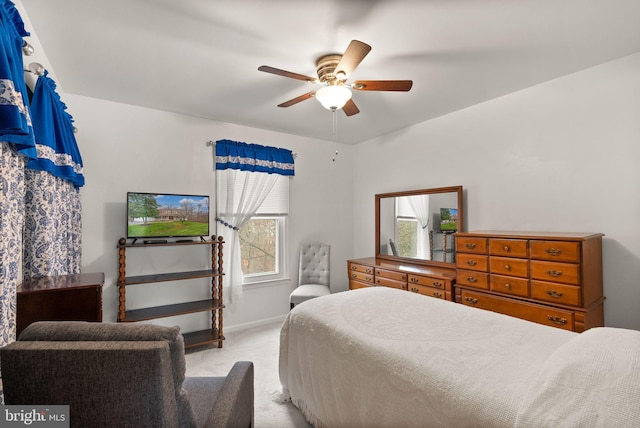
[0,0,36,158]
[215,139,294,176]
[26,71,84,187]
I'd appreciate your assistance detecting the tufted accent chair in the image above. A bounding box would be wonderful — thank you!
[289,242,331,309]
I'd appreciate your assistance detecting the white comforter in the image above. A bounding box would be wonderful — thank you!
[279,287,640,428]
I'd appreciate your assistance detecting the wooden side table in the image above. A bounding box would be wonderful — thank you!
[17,272,105,336]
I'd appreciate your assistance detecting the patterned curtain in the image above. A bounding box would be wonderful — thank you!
[215,139,294,301]
[0,0,36,401]
[0,2,84,354]
[0,144,24,345]
[23,71,83,278]
[0,0,35,348]
[23,170,81,277]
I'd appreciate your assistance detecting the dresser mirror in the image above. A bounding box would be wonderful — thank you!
[376,186,463,267]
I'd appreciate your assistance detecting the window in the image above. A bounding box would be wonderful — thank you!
[239,175,289,284]
[397,217,418,258]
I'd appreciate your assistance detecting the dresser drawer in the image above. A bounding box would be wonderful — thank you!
[407,274,447,289]
[456,237,488,254]
[459,289,575,331]
[375,268,407,282]
[349,263,374,275]
[349,271,374,284]
[456,254,488,272]
[456,270,489,290]
[374,276,406,289]
[530,261,580,285]
[531,280,581,307]
[489,256,529,278]
[408,284,445,299]
[489,239,528,258]
[530,240,580,263]
[490,274,529,298]
[349,280,373,290]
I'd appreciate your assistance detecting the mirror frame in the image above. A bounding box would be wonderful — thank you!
[375,185,464,268]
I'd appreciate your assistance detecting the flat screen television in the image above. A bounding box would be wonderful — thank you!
[439,207,458,232]
[127,192,210,240]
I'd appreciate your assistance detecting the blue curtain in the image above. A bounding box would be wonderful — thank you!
[22,71,83,278]
[26,70,84,187]
[0,0,35,158]
[215,139,294,176]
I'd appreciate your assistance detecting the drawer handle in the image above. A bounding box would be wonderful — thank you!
[365,276,372,282]
[546,248,562,256]
[465,297,478,304]
[504,264,511,271]
[410,287,419,293]
[546,290,563,298]
[465,243,476,249]
[547,315,568,325]
[504,283,511,289]
[433,281,443,288]
[467,276,478,283]
[433,292,442,298]
[503,245,510,252]
[466,260,477,266]
[365,268,372,273]
[547,269,563,277]
[410,278,418,283]
[351,274,357,279]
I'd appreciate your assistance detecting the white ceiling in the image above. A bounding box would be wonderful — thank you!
[20,0,640,144]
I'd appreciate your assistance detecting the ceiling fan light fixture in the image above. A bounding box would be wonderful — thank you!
[315,85,352,110]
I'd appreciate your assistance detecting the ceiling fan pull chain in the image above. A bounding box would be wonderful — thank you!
[332,109,339,162]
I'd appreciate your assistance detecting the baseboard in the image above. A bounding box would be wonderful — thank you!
[224,314,287,334]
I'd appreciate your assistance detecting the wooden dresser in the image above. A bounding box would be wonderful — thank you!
[17,272,105,336]
[347,257,457,301]
[454,231,604,332]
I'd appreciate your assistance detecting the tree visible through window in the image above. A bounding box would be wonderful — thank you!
[239,217,278,275]
[398,219,418,258]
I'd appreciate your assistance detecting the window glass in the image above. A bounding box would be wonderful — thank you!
[397,218,418,258]
[239,217,278,275]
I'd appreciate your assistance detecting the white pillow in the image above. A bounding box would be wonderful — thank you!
[514,327,640,428]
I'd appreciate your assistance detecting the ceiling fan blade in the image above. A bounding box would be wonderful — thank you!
[258,65,317,82]
[335,40,371,79]
[342,99,360,116]
[277,91,315,108]
[352,80,413,91]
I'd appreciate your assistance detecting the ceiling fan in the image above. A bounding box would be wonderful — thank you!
[258,40,413,116]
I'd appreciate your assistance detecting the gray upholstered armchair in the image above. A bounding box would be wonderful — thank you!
[289,242,331,309]
[0,321,253,428]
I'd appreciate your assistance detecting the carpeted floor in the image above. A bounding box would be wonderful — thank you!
[185,318,312,428]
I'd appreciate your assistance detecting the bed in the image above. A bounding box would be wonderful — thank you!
[278,286,640,428]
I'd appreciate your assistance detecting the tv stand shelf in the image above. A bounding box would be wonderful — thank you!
[123,298,219,322]
[117,236,225,349]
[123,269,218,286]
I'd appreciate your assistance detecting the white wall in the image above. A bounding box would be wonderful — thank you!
[353,53,640,330]
[15,0,640,331]
[66,94,354,330]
